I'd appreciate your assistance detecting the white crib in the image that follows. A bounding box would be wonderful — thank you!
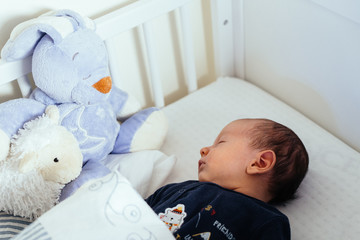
[0,0,359,239]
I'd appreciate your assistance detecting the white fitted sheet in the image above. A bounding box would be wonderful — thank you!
[160,77,360,240]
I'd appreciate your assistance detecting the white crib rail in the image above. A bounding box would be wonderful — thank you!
[96,0,197,108]
[142,21,164,108]
[0,0,197,108]
[0,58,32,97]
[211,0,244,79]
[179,4,197,93]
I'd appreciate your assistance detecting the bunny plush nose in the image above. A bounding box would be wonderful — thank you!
[92,76,112,93]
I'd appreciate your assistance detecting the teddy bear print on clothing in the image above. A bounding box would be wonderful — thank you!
[159,204,187,233]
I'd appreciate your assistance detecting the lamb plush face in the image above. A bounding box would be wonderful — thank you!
[11,106,83,184]
[19,126,83,184]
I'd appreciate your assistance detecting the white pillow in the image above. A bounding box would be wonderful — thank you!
[101,150,176,198]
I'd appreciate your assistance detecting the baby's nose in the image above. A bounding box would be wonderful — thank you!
[200,147,209,157]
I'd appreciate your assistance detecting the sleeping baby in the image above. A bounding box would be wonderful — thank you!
[146,118,309,239]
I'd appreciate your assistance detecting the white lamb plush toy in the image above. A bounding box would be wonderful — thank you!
[0,105,83,220]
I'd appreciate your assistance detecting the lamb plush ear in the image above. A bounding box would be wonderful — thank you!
[19,152,38,173]
[45,105,60,124]
[1,9,95,62]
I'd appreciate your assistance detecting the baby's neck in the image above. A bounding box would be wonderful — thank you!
[233,186,271,203]
[230,177,272,203]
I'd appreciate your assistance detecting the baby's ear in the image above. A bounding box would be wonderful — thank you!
[246,150,276,175]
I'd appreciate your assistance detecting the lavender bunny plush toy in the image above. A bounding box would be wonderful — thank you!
[0,10,168,200]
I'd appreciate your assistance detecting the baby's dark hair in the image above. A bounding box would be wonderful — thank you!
[247,119,309,204]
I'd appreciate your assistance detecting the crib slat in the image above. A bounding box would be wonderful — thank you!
[233,0,245,79]
[211,0,235,77]
[104,38,124,89]
[211,0,245,79]
[0,58,32,85]
[179,4,197,93]
[17,75,32,97]
[142,22,165,108]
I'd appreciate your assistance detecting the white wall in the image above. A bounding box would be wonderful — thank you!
[0,0,216,106]
[243,0,360,152]
[0,0,136,51]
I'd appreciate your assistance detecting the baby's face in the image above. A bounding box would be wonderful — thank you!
[198,119,259,190]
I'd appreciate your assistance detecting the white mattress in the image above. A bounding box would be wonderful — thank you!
[160,77,360,240]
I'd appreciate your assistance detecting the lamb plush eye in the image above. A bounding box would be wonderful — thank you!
[54,158,59,163]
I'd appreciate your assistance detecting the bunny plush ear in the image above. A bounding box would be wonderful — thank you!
[45,9,95,31]
[1,9,95,62]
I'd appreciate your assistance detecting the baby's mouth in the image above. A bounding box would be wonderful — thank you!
[198,159,205,170]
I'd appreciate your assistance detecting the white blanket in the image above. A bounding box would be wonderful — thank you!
[13,171,174,240]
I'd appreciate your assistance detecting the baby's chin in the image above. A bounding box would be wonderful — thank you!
[197,170,203,181]
[198,168,216,183]
[197,172,209,183]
